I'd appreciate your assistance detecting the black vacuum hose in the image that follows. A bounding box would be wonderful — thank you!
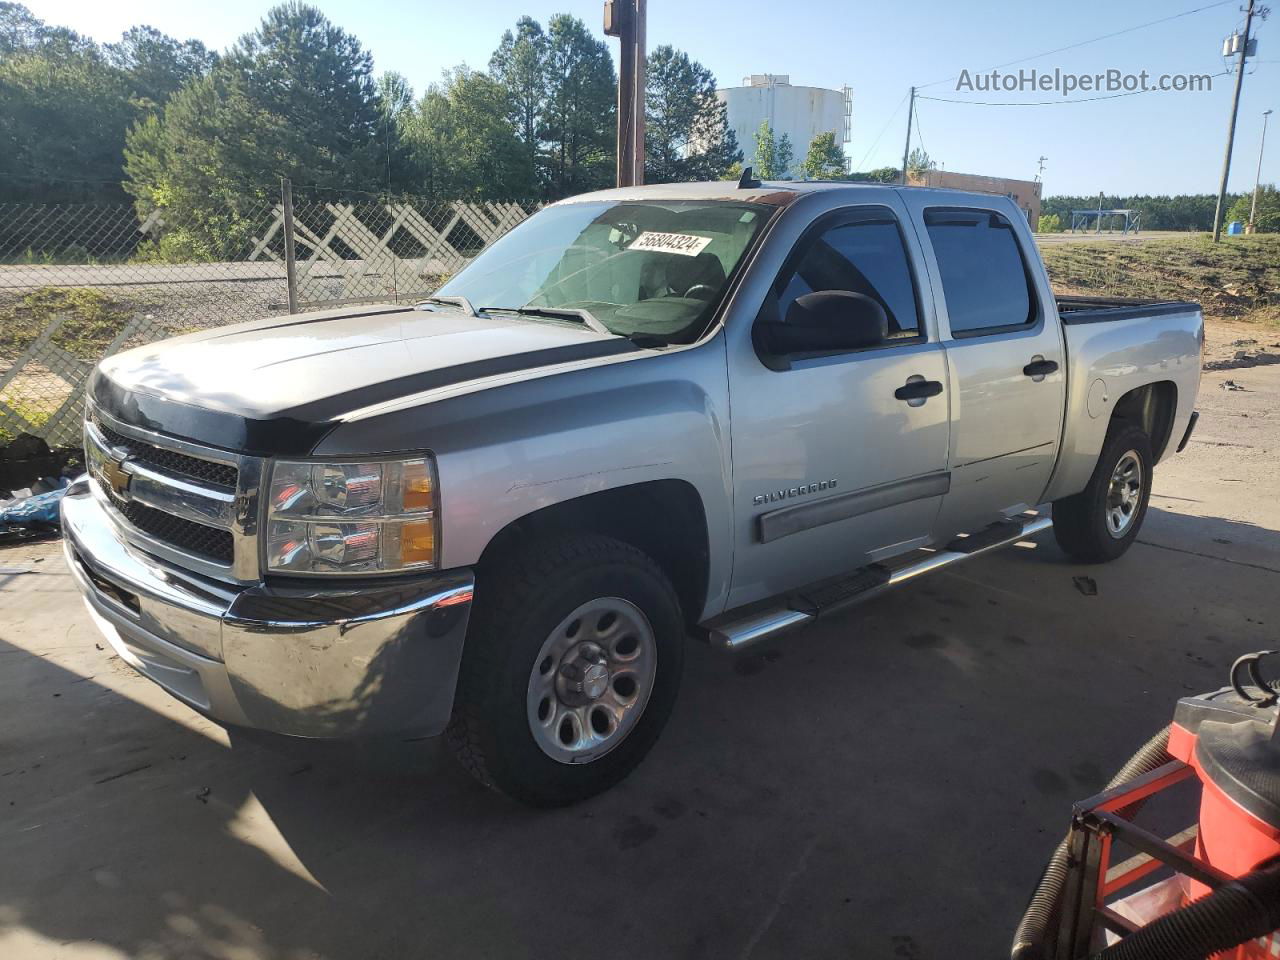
[1091,860,1280,960]
[1010,726,1172,960]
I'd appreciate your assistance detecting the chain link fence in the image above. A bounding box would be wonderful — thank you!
[0,186,538,448]
[4,190,1166,451]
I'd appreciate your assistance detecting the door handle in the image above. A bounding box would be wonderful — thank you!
[894,379,944,402]
[1023,359,1059,378]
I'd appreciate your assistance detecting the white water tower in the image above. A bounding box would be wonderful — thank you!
[716,74,852,178]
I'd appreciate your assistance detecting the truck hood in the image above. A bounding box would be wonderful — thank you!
[90,304,639,455]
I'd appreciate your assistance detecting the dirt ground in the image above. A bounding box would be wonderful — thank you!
[1,351,1277,960]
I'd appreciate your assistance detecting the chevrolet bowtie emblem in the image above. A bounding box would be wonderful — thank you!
[103,450,131,497]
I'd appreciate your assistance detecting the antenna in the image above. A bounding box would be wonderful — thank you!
[738,166,762,189]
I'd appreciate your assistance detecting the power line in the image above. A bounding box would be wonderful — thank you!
[917,0,1237,89]
[855,90,908,170]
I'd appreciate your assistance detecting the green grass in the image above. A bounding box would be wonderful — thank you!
[0,398,52,445]
[0,286,136,360]
[1039,233,1280,326]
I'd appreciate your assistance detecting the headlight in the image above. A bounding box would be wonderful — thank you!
[265,457,437,574]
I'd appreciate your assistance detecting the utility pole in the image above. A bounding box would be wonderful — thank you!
[1035,156,1048,183]
[899,86,916,186]
[604,0,646,187]
[1249,108,1273,230]
[1212,0,1263,241]
[633,0,645,186]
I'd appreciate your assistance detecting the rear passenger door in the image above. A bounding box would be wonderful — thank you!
[905,198,1066,539]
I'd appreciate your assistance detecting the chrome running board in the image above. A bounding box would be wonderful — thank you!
[708,513,1053,650]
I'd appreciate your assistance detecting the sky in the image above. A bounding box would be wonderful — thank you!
[24,0,1279,197]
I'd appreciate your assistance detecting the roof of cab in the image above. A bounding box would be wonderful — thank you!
[554,179,891,207]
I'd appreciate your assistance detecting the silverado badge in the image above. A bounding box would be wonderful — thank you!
[753,479,837,507]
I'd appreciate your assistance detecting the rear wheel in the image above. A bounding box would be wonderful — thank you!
[446,533,684,806]
[1052,422,1153,563]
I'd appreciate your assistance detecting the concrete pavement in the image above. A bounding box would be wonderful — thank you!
[0,364,1276,960]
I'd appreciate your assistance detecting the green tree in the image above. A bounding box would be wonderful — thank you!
[377,70,416,190]
[0,2,93,56]
[106,26,216,112]
[228,3,384,186]
[0,31,134,201]
[1038,194,1244,232]
[753,121,794,179]
[125,70,287,259]
[1226,185,1280,232]
[0,6,217,203]
[489,16,547,193]
[643,45,740,183]
[800,131,846,180]
[848,166,900,183]
[401,66,535,200]
[540,14,615,199]
[1037,213,1064,233]
[906,147,934,179]
[125,3,389,255]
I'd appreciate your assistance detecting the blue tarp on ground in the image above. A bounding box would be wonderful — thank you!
[0,479,69,534]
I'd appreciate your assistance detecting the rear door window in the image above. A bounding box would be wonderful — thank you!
[924,208,1036,336]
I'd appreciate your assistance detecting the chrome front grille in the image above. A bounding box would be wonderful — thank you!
[85,404,263,583]
[91,412,238,489]
[111,494,235,564]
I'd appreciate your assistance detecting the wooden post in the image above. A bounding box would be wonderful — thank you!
[633,0,646,185]
[280,177,299,314]
[606,0,645,187]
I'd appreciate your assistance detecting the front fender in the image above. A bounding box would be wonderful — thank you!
[314,337,734,618]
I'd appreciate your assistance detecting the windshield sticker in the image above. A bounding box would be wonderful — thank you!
[627,232,713,257]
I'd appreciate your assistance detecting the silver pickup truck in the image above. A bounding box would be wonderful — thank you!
[63,179,1203,805]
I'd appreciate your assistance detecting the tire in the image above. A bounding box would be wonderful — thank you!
[446,533,684,806]
[1052,422,1153,563]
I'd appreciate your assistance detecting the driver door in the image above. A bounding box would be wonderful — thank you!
[725,202,952,609]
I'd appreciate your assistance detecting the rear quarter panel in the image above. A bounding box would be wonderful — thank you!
[1043,307,1203,502]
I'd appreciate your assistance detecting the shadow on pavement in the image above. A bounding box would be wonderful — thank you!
[0,502,1276,959]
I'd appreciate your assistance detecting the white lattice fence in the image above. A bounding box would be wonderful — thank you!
[0,195,538,448]
[250,199,538,310]
[0,313,156,447]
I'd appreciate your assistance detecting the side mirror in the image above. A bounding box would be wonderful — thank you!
[758,291,888,357]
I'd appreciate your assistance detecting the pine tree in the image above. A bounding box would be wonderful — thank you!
[540,14,615,199]
[401,66,534,200]
[490,16,547,194]
[644,45,740,183]
[124,3,388,255]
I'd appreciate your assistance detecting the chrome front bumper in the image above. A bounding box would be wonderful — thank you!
[61,480,474,739]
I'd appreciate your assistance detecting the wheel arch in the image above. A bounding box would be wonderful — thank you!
[1110,380,1178,461]
[475,479,712,627]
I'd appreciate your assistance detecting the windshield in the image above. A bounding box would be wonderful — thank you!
[435,200,773,344]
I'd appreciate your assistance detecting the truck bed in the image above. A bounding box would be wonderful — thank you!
[1055,295,1199,325]
[1044,295,1203,503]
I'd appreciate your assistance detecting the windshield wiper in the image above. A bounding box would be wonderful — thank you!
[481,305,612,336]
[417,295,479,317]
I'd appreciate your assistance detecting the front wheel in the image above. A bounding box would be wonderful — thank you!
[1052,422,1153,563]
[446,534,684,806]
